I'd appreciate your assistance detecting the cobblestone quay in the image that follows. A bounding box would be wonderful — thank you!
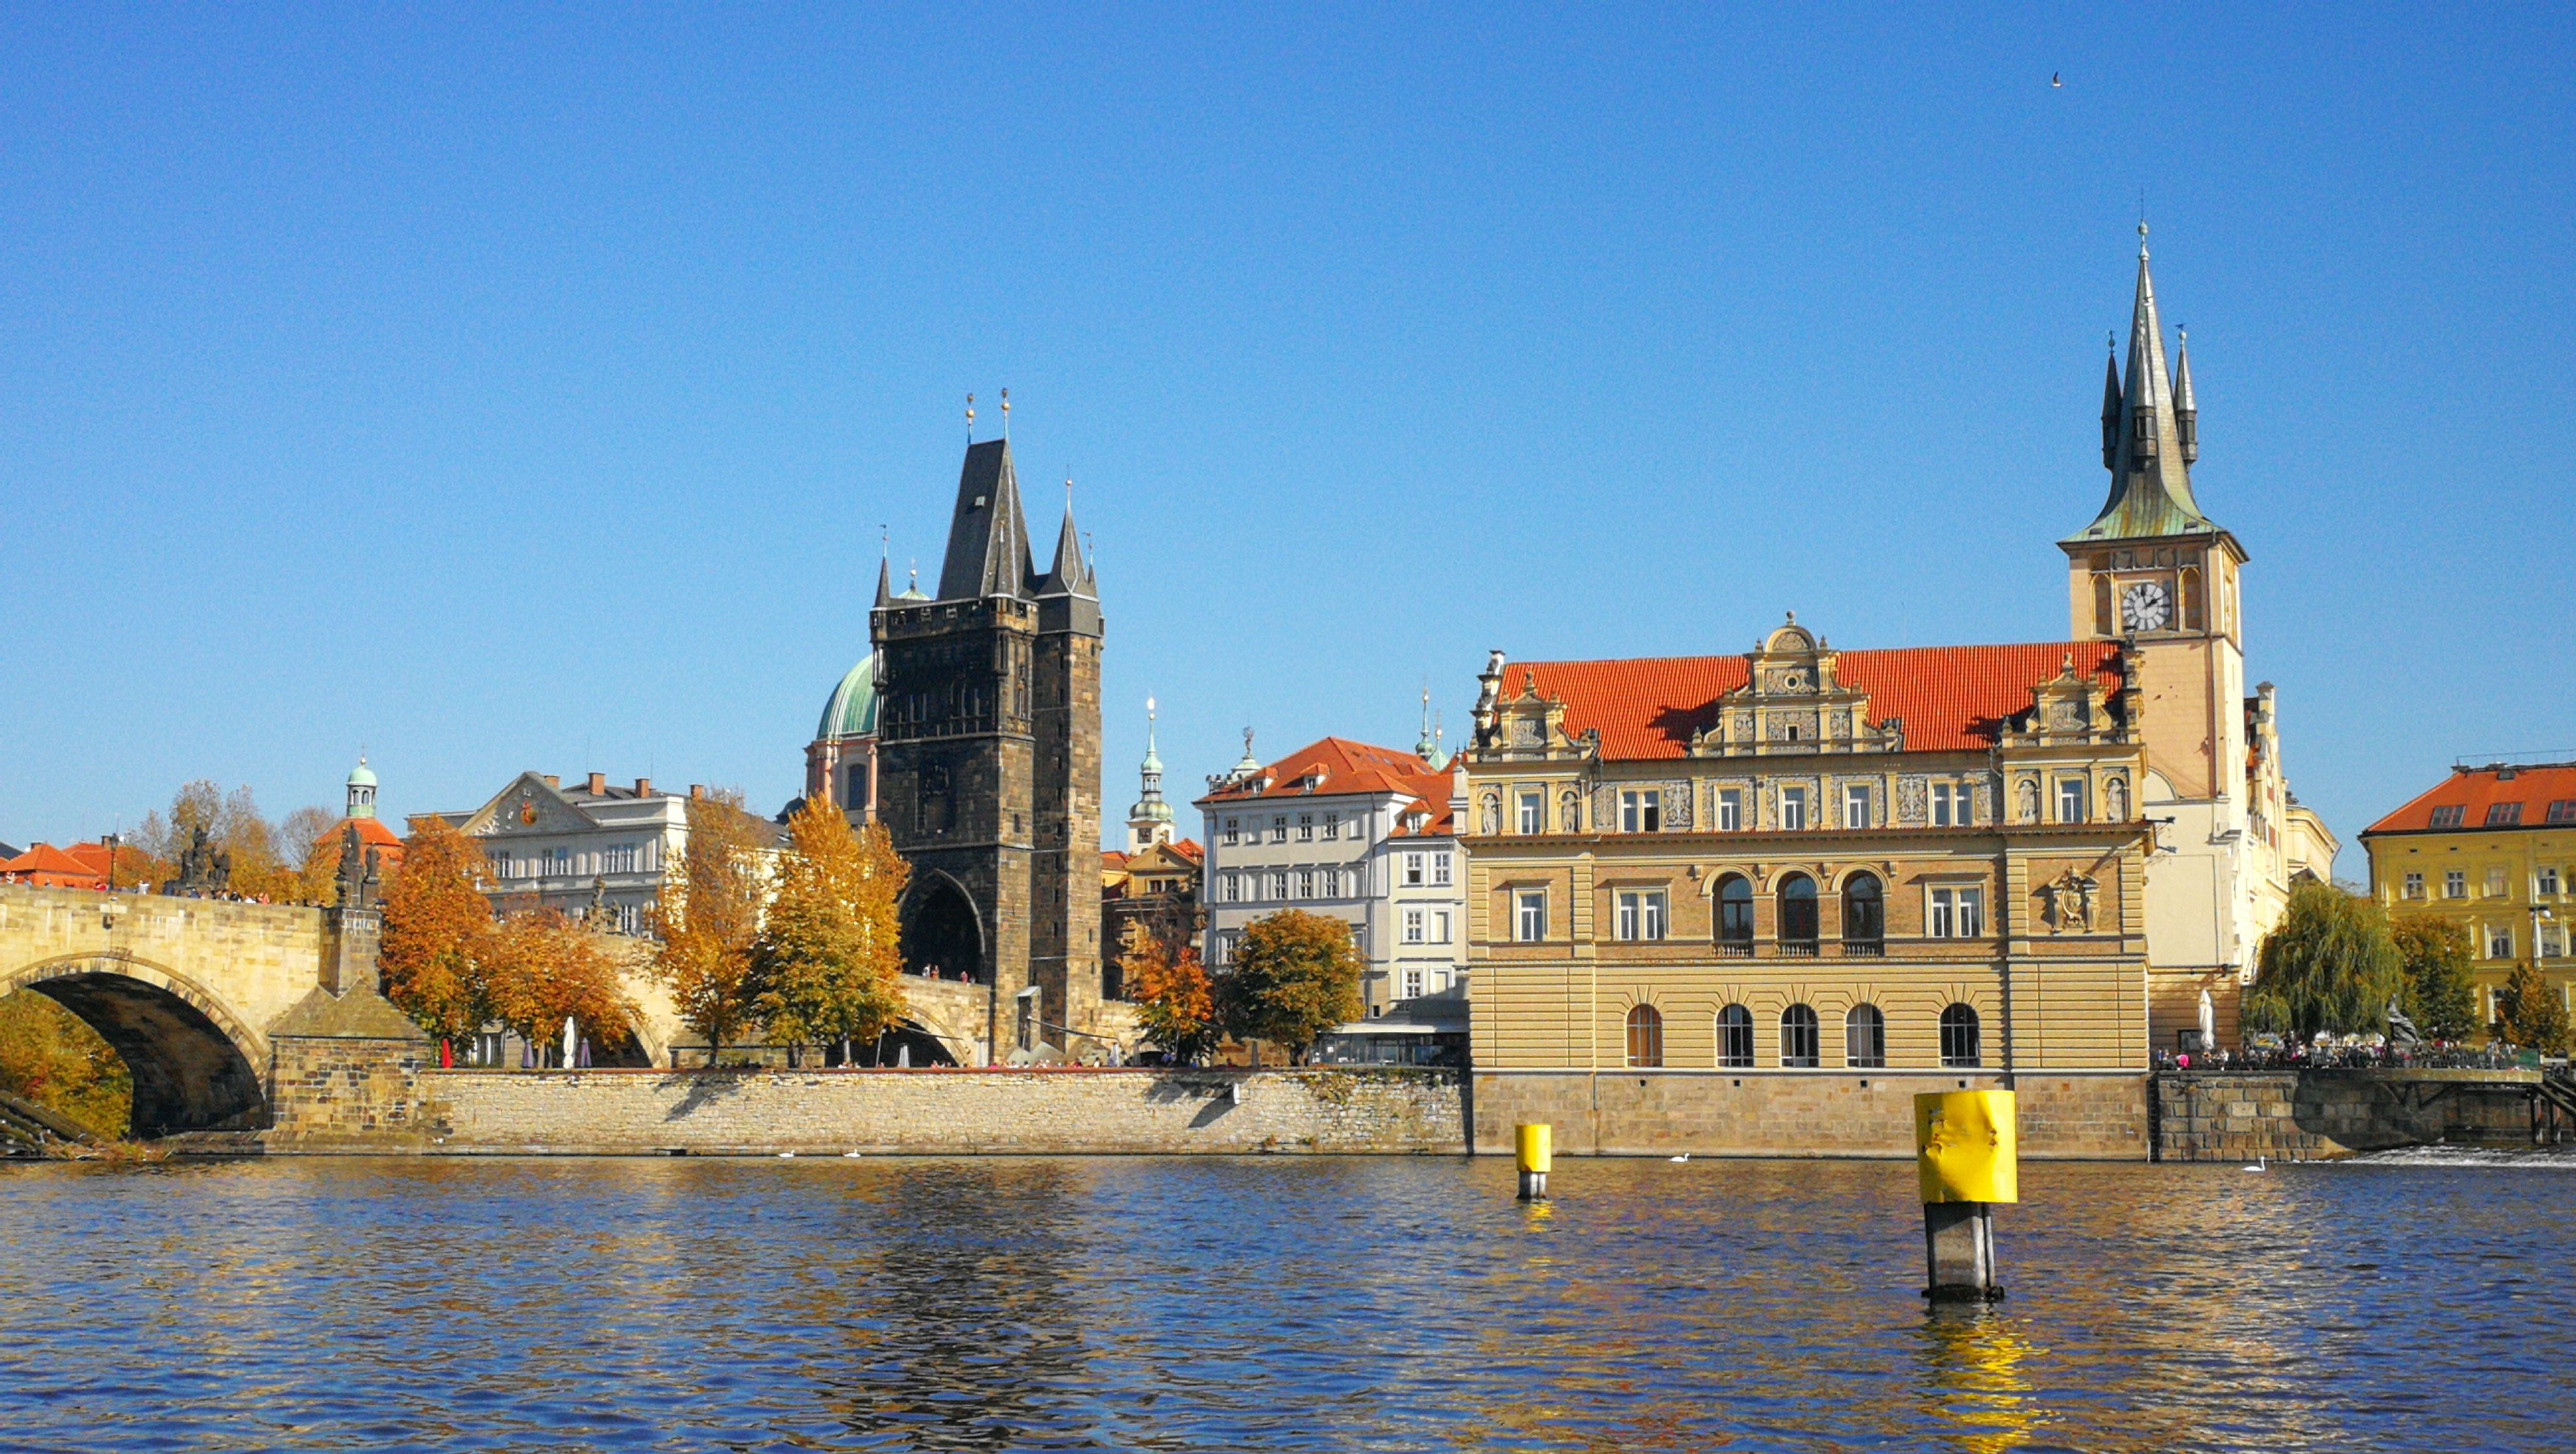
[2151,1068,2546,1161]
[419,1066,1467,1156]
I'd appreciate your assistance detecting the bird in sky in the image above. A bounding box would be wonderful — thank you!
[2051,72,2062,88]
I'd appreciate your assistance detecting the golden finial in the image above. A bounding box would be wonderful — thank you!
[965,392,976,441]
[1000,387,1010,440]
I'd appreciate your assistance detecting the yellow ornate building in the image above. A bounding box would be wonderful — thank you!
[2361,761,2576,1031]
[1457,234,2329,1157]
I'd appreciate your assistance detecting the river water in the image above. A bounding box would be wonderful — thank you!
[3,1154,2570,1452]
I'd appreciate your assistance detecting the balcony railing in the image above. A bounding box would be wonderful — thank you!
[1716,941,1753,957]
[1840,940,1885,957]
[1779,939,1820,957]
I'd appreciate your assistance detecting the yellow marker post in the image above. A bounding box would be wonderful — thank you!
[1914,1090,2016,1301]
[1515,1122,1552,1201]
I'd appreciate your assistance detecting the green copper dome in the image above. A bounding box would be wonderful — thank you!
[346,758,378,789]
[817,656,880,741]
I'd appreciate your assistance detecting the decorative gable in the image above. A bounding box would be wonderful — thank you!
[1689,615,1905,758]
[2001,654,2133,748]
[467,774,602,837]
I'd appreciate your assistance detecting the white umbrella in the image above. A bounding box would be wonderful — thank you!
[2198,989,2216,1052]
[562,1015,577,1068]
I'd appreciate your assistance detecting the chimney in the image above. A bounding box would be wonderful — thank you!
[688,784,705,801]
[634,778,652,796]
[586,772,606,795]
[541,774,560,789]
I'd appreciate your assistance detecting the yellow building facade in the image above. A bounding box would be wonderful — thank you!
[1457,235,2327,1157]
[2361,761,2576,1031]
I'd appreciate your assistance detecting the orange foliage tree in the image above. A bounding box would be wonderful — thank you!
[1217,909,1364,1064]
[1123,931,1219,1064]
[751,798,908,1063]
[380,817,494,1044]
[484,911,638,1065]
[653,789,773,1065]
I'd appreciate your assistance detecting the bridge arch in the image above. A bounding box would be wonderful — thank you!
[1,952,271,1137]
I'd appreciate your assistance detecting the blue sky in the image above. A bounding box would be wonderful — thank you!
[3,6,2570,873]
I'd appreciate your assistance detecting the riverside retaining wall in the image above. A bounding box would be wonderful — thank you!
[2150,1069,2544,1162]
[1470,1070,2151,1159]
[414,1066,1468,1156]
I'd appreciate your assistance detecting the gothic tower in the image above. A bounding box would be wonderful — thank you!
[873,438,1103,1057]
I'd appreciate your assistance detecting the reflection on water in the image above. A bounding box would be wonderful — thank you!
[3,1155,2572,1451]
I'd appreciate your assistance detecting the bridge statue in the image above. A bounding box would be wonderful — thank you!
[165,824,232,897]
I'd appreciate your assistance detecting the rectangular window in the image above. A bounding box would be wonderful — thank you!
[2485,802,2524,828]
[1212,933,1236,967]
[1295,870,1315,900]
[1779,787,1808,832]
[1403,908,1426,944]
[1843,783,1871,830]
[1269,870,1289,900]
[1433,852,1452,886]
[1514,891,1547,943]
[1346,812,1368,843]
[1615,890,1668,942]
[1297,814,1315,841]
[1217,873,1235,904]
[2487,867,2508,898]
[1220,817,1239,846]
[1929,887,1985,939]
[2429,805,2465,829]
[1322,813,1338,839]
[2403,872,2424,900]
[1403,968,1425,1000]
[1932,782,1968,828]
[2057,778,2089,824]
[2549,801,2576,825]
[1517,791,1542,835]
[2446,870,2467,900]
[1716,789,1742,832]
[2542,867,2563,897]
[2488,926,2514,959]
[1618,790,1662,833]
[1434,909,1452,943]
[1404,852,1425,886]
[1271,816,1289,843]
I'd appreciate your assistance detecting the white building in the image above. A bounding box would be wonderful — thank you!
[412,772,759,933]
[1195,733,1465,1015]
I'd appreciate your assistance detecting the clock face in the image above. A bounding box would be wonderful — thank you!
[2121,581,2172,632]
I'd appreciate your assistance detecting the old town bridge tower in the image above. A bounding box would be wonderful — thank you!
[873,438,1103,1055]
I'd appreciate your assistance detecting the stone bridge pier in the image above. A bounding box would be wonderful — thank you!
[0,883,430,1146]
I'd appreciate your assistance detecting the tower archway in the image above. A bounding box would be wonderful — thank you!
[901,875,986,986]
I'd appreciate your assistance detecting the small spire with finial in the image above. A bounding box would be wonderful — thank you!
[965,392,976,443]
[1000,387,1009,440]
[2136,212,2149,260]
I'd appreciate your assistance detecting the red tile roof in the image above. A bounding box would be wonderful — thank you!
[0,843,109,885]
[2362,763,2576,836]
[1511,641,2127,760]
[1196,737,1455,834]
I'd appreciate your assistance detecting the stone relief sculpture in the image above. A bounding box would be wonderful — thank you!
[2105,776,2129,820]
[1660,781,1692,830]
[2015,778,2040,824]
[1479,793,1500,837]
[1559,790,1580,832]
[2038,869,2099,933]
[1897,777,1928,825]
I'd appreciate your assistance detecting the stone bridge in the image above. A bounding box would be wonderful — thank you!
[0,883,427,1142]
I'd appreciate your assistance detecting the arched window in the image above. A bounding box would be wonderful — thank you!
[1778,874,1819,953]
[2181,566,2205,631]
[1779,1004,1820,1067]
[1845,1004,1885,1068]
[2092,573,2114,636]
[1940,1004,1983,1068]
[1626,1004,1665,1069]
[1716,1005,1755,1068]
[1715,874,1755,953]
[1840,872,1883,954]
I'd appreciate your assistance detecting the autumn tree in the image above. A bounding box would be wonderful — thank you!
[654,789,773,1065]
[1218,909,1364,1065]
[2496,960,2571,1055]
[0,992,132,1140]
[752,798,909,1064]
[1123,931,1219,1064]
[2242,881,2402,1042]
[484,911,638,1065]
[2391,915,2479,1042]
[380,816,495,1046]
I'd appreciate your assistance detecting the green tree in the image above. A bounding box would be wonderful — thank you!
[2390,915,2479,1041]
[2243,880,2402,1042]
[752,798,908,1063]
[653,789,772,1065]
[1218,910,1363,1065]
[1124,932,1220,1065]
[380,816,495,1045]
[2496,960,2571,1055]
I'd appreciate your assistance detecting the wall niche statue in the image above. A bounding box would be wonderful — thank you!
[2105,776,2129,820]
[1479,793,1500,837]
[2015,778,2040,824]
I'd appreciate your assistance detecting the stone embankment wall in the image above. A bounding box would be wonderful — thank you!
[1471,1070,2150,1159]
[417,1066,1467,1156]
[2151,1069,2544,1162]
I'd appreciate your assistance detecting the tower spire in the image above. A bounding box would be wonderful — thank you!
[1125,695,1174,850]
[2172,327,2199,465]
[875,526,893,607]
[2062,226,2220,545]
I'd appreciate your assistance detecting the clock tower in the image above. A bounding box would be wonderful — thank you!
[2062,225,2246,813]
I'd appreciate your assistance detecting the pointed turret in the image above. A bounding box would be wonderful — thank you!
[2099,347,2123,471]
[1037,495,1095,602]
[874,553,893,608]
[1126,696,1174,850]
[2064,227,2222,545]
[2172,328,2199,465]
[935,439,1035,601]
